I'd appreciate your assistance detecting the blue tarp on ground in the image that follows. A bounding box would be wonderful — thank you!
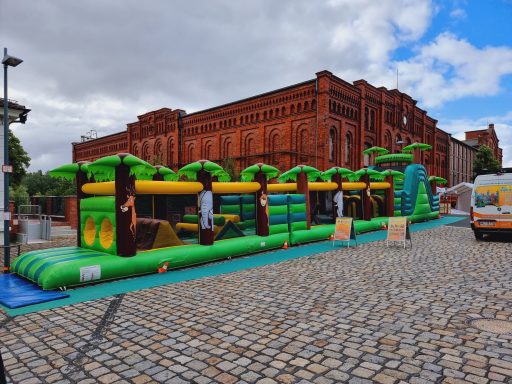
[0,274,69,309]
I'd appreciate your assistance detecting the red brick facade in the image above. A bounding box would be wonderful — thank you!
[463,124,503,166]
[72,70,450,180]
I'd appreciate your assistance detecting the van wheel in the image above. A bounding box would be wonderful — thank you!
[474,231,484,240]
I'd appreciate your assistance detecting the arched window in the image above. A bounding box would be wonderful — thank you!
[132,144,139,157]
[187,143,195,163]
[142,142,150,162]
[275,108,279,117]
[290,104,295,114]
[222,138,232,159]
[329,128,338,164]
[282,106,286,115]
[204,141,213,159]
[364,107,369,130]
[312,99,316,109]
[154,139,163,161]
[363,142,372,167]
[297,103,302,113]
[298,127,309,162]
[244,135,256,168]
[304,101,309,110]
[345,133,352,165]
[342,105,345,115]
[384,130,392,152]
[269,131,280,165]
[167,138,174,166]
[269,109,273,119]
[263,111,267,120]
[370,110,375,131]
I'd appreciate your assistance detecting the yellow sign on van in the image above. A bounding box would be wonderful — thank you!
[474,185,512,208]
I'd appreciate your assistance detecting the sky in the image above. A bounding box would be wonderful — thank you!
[1,0,511,171]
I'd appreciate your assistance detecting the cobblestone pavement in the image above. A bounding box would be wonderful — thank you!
[1,225,512,384]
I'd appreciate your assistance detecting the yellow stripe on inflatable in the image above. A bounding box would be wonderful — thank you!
[83,180,204,195]
[341,182,367,190]
[370,182,391,190]
[268,183,297,192]
[214,214,240,223]
[308,182,338,191]
[212,182,260,194]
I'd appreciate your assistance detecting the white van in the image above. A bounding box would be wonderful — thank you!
[471,171,512,240]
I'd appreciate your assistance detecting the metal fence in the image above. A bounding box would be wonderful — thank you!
[30,196,66,217]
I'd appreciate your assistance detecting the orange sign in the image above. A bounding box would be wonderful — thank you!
[387,217,407,242]
[334,217,352,241]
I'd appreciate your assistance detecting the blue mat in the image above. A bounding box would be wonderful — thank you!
[0,274,69,309]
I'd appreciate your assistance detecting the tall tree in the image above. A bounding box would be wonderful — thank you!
[473,145,500,179]
[8,129,31,186]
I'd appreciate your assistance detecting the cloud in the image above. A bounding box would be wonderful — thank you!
[388,33,512,108]
[441,111,512,167]
[1,0,511,172]
[450,8,467,20]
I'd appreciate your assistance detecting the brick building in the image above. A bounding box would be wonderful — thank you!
[73,70,450,180]
[449,137,476,186]
[462,123,502,166]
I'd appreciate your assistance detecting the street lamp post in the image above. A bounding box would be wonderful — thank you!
[2,48,23,272]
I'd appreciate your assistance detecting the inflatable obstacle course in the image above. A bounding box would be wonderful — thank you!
[8,143,442,292]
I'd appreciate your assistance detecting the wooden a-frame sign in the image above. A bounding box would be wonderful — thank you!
[333,217,357,247]
[386,217,412,248]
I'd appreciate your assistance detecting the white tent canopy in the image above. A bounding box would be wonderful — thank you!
[445,182,474,213]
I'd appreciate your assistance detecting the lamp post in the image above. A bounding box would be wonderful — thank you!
[2,48,23,272]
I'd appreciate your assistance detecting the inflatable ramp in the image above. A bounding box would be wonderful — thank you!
[0,273,69,309]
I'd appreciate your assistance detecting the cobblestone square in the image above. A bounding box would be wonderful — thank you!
[1,224,512,383]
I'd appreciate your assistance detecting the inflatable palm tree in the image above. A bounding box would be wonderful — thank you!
[241,163,280,236]
[178,160,230,245]
[278,165,321,229]
[362,146,389,166]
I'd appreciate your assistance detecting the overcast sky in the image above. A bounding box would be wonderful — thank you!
[1,0,512,171]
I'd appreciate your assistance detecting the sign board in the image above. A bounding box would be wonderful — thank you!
[80,265,101,282]
[1,165,13,173]
[333,217,357,247]
[386,217,412,248]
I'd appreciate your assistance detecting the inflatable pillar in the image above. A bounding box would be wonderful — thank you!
[152,166,167,220]
[332,172,344,222]
[75,161,89,247]
[430,180,438,196]
[115,154,137,257]
[197,169,214,245]
[360,173,372,221]
[255,169,269,237]
[296,170,311,229]
[384,173,395,217]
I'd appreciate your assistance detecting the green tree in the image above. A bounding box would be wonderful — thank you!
[24,171,76,196]
[8,129,31,186]
[9,184,29,210]
[473,145,500,179]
